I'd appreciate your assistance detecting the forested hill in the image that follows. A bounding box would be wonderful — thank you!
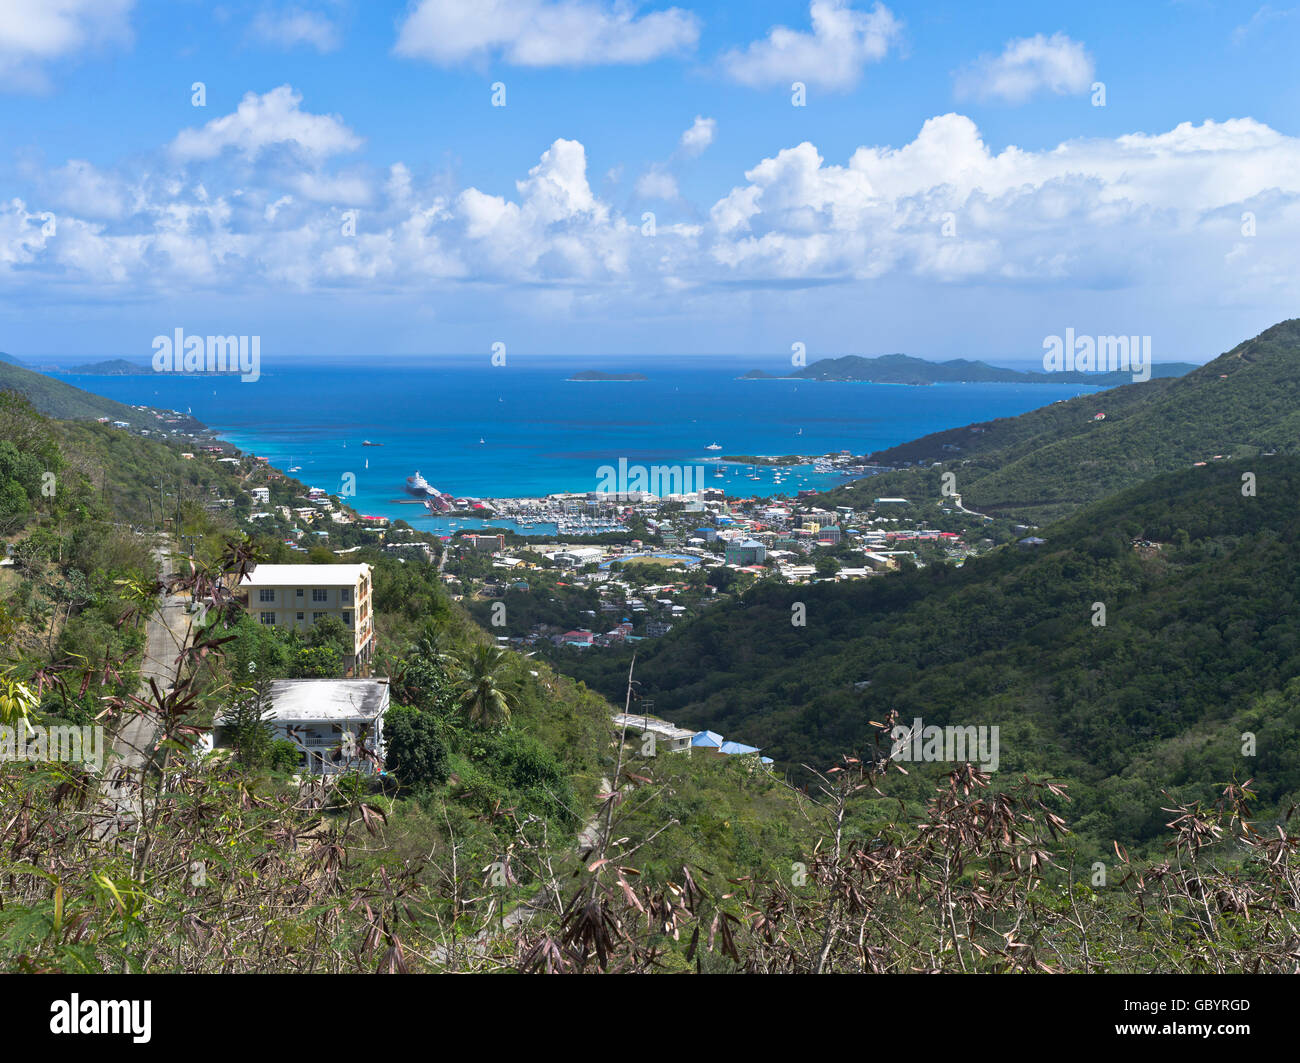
[0,359,140,420]
[821,318,1300,524]
[558,456,1300,855]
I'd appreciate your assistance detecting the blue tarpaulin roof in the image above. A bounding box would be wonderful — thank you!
[720,741,760,755]
[692,730,724,747]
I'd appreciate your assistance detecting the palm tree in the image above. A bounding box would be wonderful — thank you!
[450,644,518,729]
[413,622,454,668]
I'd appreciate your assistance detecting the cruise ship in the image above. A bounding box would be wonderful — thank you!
[405,471,436,497]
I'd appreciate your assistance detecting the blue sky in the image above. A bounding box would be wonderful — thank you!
[1,0,1298,365]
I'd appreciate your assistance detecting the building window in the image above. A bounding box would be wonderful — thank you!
[313,612,326,622]
[258,588,275,602]
[343,611,352,627]
[312,589,328,603]
[341,588,352,604]
[296,588,304,598]
[260,612,276,626]
[296,612,304,622]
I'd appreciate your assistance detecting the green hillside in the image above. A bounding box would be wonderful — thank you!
[558,456,1300,855]
[0,359,140,420]
[821,319,1300,523]
[4,364,1300,971]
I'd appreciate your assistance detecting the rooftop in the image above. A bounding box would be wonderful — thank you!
[612,714,696,741]
[241,563,370,587]
[217,678,390,724]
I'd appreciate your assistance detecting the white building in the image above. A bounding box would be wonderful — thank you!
[215,678,390,776]
[612,713,696,754]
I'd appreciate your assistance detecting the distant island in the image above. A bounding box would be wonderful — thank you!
[739,353,1197,387]
[567,370,648,382]
[62,358,152,375]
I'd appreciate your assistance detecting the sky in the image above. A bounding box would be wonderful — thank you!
[1,0,1298,365]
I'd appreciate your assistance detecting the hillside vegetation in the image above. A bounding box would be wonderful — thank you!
[560,457,1300,857]
[5,325,1300,970]
[820,319,1300,523]
[0,361,140,420]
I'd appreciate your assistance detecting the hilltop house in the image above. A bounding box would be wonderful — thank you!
[240,563,375,673]
[612,714,696,754]
[214,678,389,776]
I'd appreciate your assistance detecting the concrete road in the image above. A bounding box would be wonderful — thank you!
[101,543,191,828]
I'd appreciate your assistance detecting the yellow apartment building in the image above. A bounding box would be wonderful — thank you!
[240,563,375,674]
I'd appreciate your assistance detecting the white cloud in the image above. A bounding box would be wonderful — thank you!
[45,160,135,219]
[464,138,632,278]
[287,171,373,204]
[169,85,362,161]
[635,170,679,200]
[721,0,901,91]
[955,33,1094,104]
[7,93,1300,325]
[1232,5,1298,45]
[250,7,342,53]
[678,115,715,157]
[703,114,1300,295]
[632,115,713,205]
[0,0,133,91]
[394,0,699,67]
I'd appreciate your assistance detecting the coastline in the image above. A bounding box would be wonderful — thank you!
[48,365,1102,519]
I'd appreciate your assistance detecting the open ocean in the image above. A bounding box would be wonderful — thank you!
[61,356,1101,527]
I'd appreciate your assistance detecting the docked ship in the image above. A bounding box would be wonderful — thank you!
[405,471,436,497]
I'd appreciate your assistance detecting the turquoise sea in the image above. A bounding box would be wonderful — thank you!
[62,356,1101,528]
